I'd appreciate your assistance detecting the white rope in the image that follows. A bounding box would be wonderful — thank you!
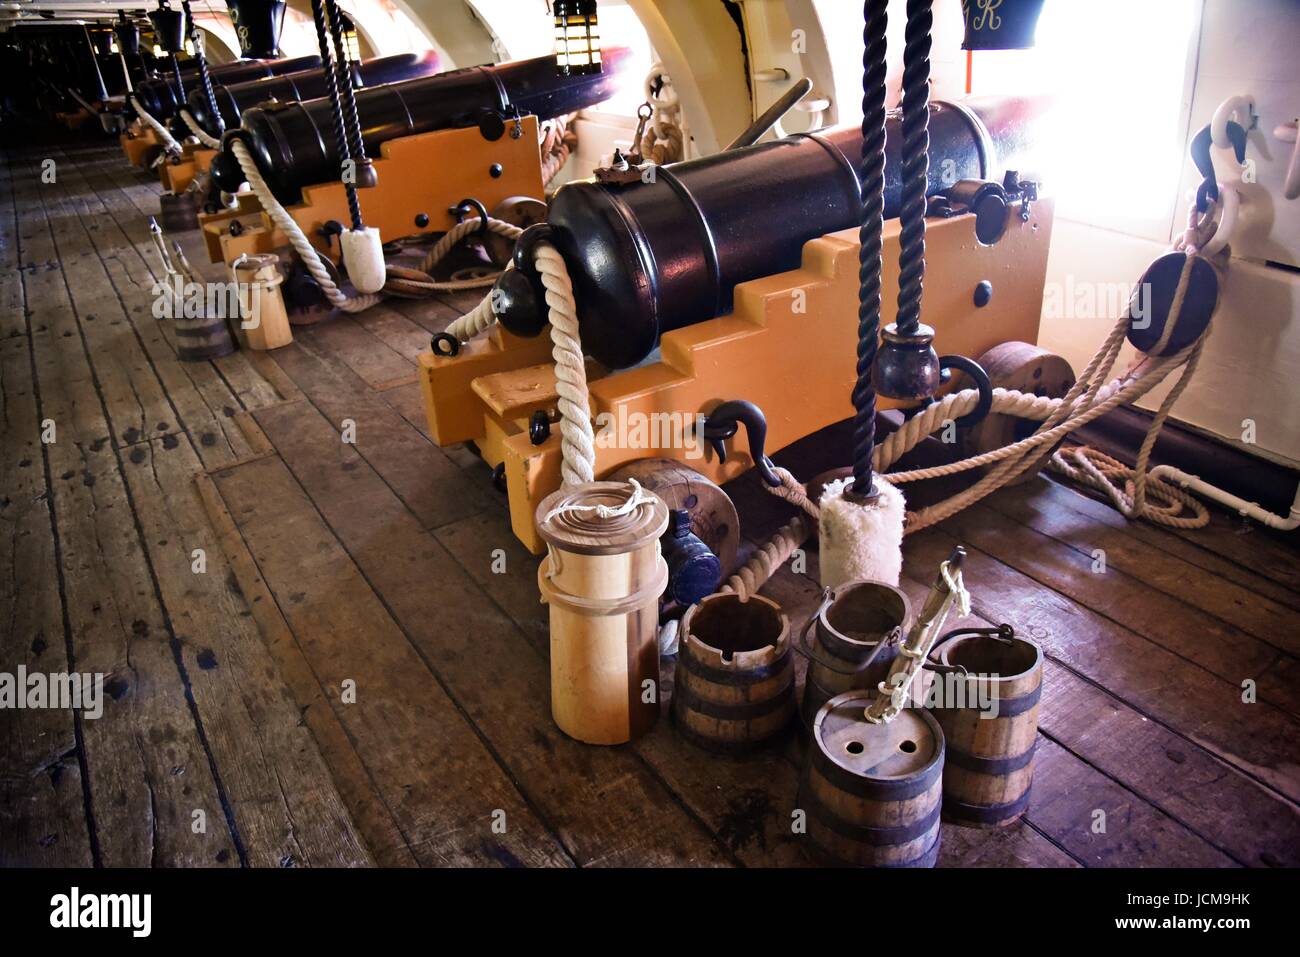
[719,515,811,601]
[536,242,597,486]
[443,293,500,344]
[131,96,183,156]
[179,108,221,149]
[229,138,379,313]
[940,562,971,619]
[756,251,1214,535]
[541,478,655,524]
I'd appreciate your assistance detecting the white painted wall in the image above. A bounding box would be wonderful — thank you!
[1027,0,1300,467]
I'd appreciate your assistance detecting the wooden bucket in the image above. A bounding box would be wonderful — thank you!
[536,482,669,745]
[158,191,200,232]
[929,629,1041,828]
[175,310,236,362]
[801,691,944,867]
[672,592,796,753]
[799,581,911,729]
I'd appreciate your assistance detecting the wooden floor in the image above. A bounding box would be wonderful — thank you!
[4,135,1300,868]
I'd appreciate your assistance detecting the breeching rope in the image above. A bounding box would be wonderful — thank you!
[179,109,220,149]
[131,97,183,155]
[228,138,524,312]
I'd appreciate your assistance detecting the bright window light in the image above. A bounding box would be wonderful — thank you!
[970,0,1199,231]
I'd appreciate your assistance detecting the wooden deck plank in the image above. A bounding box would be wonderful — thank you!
[17,155,239,867]
[294,317,416,391]
[194,473,417,867]
[267,337,493,530]
[0,155,24,342]
[25,157,175,452]
[1048,469,1300,598]
[210,452,574,868]
[977,483,1300,661]
[1027,737,1235,868]
[254,398,732,867]
[0,337,95,866]
[121,434,372,867]
[349,305,439,367]
[52,147,259,467]
[1028,476,1300,610]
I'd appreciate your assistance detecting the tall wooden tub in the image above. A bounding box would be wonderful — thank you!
[801,691,944,867]
[536,482,669,745]
[800,582,911,729]
[672,592,796,752]
[929,630,1042,827]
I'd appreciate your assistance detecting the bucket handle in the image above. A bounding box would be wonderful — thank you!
[922,624,1015,676]
[792,587,903,676]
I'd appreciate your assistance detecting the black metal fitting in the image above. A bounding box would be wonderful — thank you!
[529,410,551,446]
[942,179,1009,245]
[452,198,490,237]
[414,212,430,229]
[477,109,506,142]
[937,354,993,428]
[701,399,781,487]
[317,219,343,247]
[874,323,992,428]
[430,333,460,357]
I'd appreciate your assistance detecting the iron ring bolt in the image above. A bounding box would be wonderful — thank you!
[430,333,460,357]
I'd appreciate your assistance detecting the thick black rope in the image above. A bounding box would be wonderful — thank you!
[181,0,223,135]
[324,0,367,184]
[171,54,185,105]
[309,0,363,230]
[895,0,932,337]
[850,0,889,498]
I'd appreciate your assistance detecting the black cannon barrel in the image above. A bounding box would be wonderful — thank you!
[188,51,443,138]
[213,47,633,202]
[134,55,321,120]
[499,96,1048,369]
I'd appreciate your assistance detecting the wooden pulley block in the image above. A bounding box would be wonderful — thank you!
[485,196,548,266]
[1126,251,1218,356]
[607,459,739,576]
[956,341,1075,485]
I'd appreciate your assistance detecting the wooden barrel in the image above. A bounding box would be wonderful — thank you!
[672,592,795,752]
[158,191,200,232]
[800,581,911,729]
[175,311,236,362]
[536,481,669,745]
[801,691,944,867]
[929,631,1041,827]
